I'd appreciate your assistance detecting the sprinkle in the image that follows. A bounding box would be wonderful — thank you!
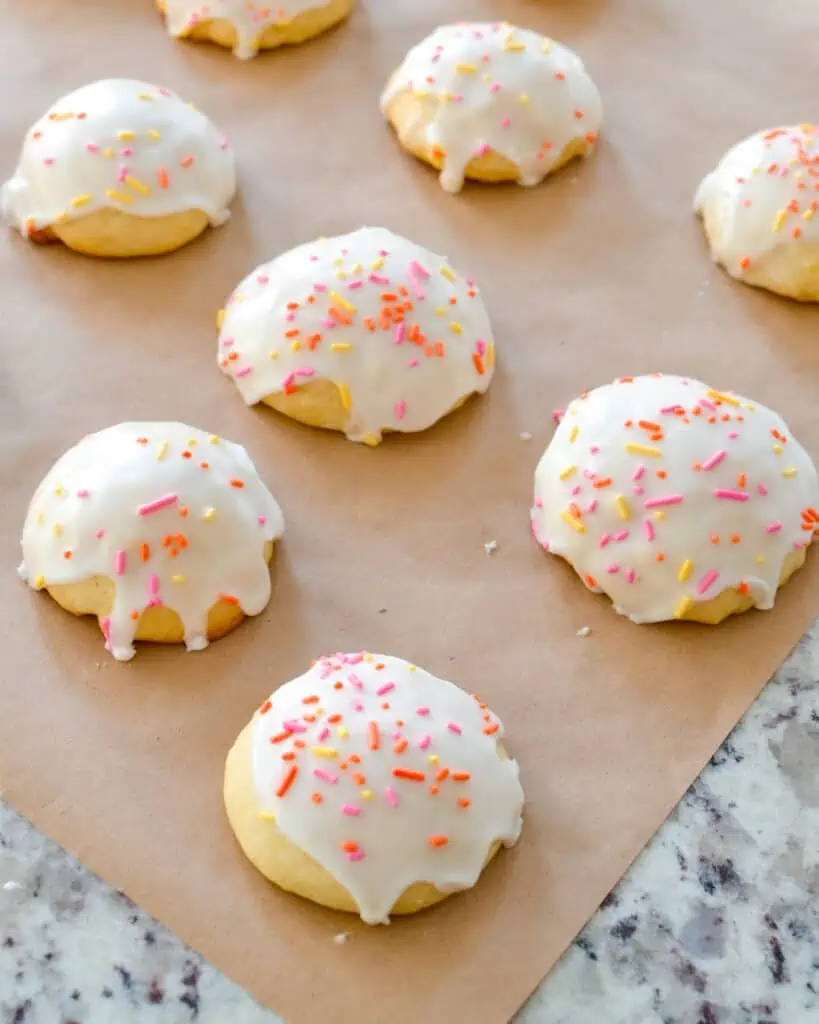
[140,543,150,562]
[697,570,720,595]
[766,521,783,533]
[385,787,399,808]
[643,520,655,542]
[707,389,740,407]
[447,722,463,735]
[484,723,499,735]
[559,466,576,480]
[376,682,395,697]
[116,130,135,141]
[311,746,338,758]
[171,575,185,584]
[367,721,380,751]
[392,769,425,782]
[418,734,431,750]
[276,765,298,798]
[615,495,631,520]
[115,550,126,575]
[644,495,683,509]
[700,450,727,471]
[416,707,430,716]
[625,443,661,457]
[451,772,471,782]
[560,511,586,532]
[138,493,178,516]
[678,560,694,583]
[71,195,92,207]
[180,155,194,168]
[713,489,749,502]
[783,468,798,478]
[105,189,133,205]
[341,804,361,817]
[395,400,407,421]
[34,575,45,589]
[675,596,694,618]
[124,175,150,195]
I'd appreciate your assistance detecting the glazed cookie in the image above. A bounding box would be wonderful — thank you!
[158,0,355,60]
[2,79,235,258]
[380,22,602,194]
[19,423,284,661]
[218,226,495,445]
[695,125,819,301]
[531,374,819,624]
[224,652,524,923]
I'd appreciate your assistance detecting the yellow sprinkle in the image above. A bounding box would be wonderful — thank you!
[338,383,351,410]
[138,93,154,101]
[440,265,456,282]
[435,306,446,317]
[156,441,168,461]
[171,575,185,584]
[34,575,46,589]
[370,257,384,271]
[106,189,133,205]
[102,148,114,159]
[216,309,225,328]
[706,389,740,407]
[486,343,495,369]
[440,90,454,102]
[37,512,45,525]
[804,209,815,222]
[209,435,220,445]
[456,63,477,73]
[773,210,787,232]
[53,524,62,537]
[311,746,337,758]
[408,665,417,672]
[773,444,783,455]
[335,270,347,281]
[147,129,161,140]
[351,263,362,274]
[203,507,216,522]
[615,495,631,520]
[55,484,64,497]
[674,596,694,619]
[124,175,150,195]
[559,465,576,480]
[450,322,463,335]
[541,39,553,53]
[428,754,440,764]
[257,811,276,822]
[332,257,343,267]
[361,790,374,800]
[330,343,352,352]
[504,41,525,52]
[337,725,349,739]
[518,93,530,105]
[188,438,198,447]
[625,442,662,457]
[756,554,765,564]
[50,111,75,121]
[560,510,586,533]
[116,130,135,141]
[71,195,92,207]
[783,468,798,478]
[290,340,301,352]
[362,434,380,447]
[269,350,278,360]
[413,88,429,99]
[654,510,666,521]
[364,654,374,662]
[329,291,355,313]
[678,560,693,582]
[569,424,579,443]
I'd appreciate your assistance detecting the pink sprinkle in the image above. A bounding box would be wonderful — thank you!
[632,486,645,496]
[137,493,179,516]
[660,404,682,414]
[348,280,363,290]
[590,445,600,454]
[77,489,90,498]
[320,318,335,329]
[632,465,645,481]
[500,117,511,128]
[235,366,253,378]
[476,143,490,156]
[728,431,739,440]
[713,489,749,502]
[606,564,620,574]
[758,484,769,496]
[285,313,296,323]
[697,570,719,595]
[317,727,330,742]
[115,550,126,576]
[416,707,430,716]
[643,520,655,542]
[571,485,582,497]
[86,142,99,153]
[475,339,487,356]
[95,529,105,539]
[385,787,399,808]
[219,136,229,150]
[700,450,727,471]
[614,530,630,542]
[313,768,337,784]
[283,719,307,734]
[535,497,544,509]
[221,338,234,348]
[408,358,420,369]
[347,851,366,862]
[394,323,405,344]
[586,499,599,514]
[294,366,315,378]
[598,533,612,548]
[391,731,402,742]
[341,804,361,817]
[149,574,160,595]
[644,494,683,509]
[318,665,334,680]
[369,273,389,285]
[314,282,327,292]
[490,83,501,93]
[699,398,717,412]
[101,617,111,642]
[118,165,128,183]
[625,570,636,584]
[552,408,565,424]
[282,372,296,389]
[43,157,55,166]
[409,260,430,279]
[348,673,364,690]
[256,274,269,285]
[351,700,365,712]
[258,515,267,526]
[121,147,133,157]
[376,682,395,697]
[766,521,783,533]
[447,723,462,735]
[345,653,364,665]
[418,734,432,750]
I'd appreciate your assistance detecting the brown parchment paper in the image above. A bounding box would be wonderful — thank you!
[2,0,819,1021]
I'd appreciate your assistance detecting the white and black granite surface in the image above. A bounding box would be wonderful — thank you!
[1,627,817,1024]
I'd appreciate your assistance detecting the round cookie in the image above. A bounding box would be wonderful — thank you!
[380,22,602,194]
[224,652,524,924]
[218,226,496,445]
[19,422,284,661]
[2,79,236,258]
[531,374,819,624]
[158,0,355,60]
[694,125,819,301]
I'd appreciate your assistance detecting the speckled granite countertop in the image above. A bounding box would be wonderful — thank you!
[1,627,817,1024]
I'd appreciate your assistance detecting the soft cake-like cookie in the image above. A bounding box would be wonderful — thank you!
[695,125,819,301]
[218,226,496,445]
[380,22,602,193]
[224,652,524,923]
[2,79,235,257]
[19,423,284,661]
[531,374,818,624]
[158,0,355,60]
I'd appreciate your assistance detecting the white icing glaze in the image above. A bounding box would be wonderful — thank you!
[250,652,524,925]
[380,22,602,194]
[694,124,819,282]
[531,375,819,623]
[162,0,326,59]
[2,79,236,235]
[218,226,495,444]
[19,422,284,661]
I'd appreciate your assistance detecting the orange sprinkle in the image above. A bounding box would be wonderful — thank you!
[302,695,319,704]
[655,552,665,562]
[178,506,188,518]
[367,721,380,751]
[329,307,352,325]
[328,713,343,722]
[230,478,245,488]
[349,754,361,764]
[294,740,306,750]
[302,714,316,724]
[281,752,296,762]
[286,302,300,311]
[130,610,140,621]
[260,700,272,715]
[392,768,425,782]
[351,773,366,786]
[737,473,747,488]
[639,420,661,432]
[428,835,449,848]
[584,574,597,588]
[434,340,445,358]
[710,534,720,544]
[484,723,500,736]
[341,841,359,853]
[276,765,298,798]
[180,155,194,168]
[473,353,485,375]
[435,768,449,782]
[452,772,471,782]
[311,793,323,804]
[270,731,290,744]
[657,470,667,479]
[593,477,613,489]
[429,785,440,795]
[737,582,750,595]
[393,738,408,754]
[731,535,741,544]
[285,329,299,338]
[140,543,150,562]
[457,798,471,809]
[157,167,169,189]
[63,550,72,559]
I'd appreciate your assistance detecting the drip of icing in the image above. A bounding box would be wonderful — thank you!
[380,22,602,194]
[531,375,819,623]
[162,0,334,59]
[218,226,496,444]
[19,422,284,661]
[250,652,524,924]
[2,79,236,235]
[694,124,819,282]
